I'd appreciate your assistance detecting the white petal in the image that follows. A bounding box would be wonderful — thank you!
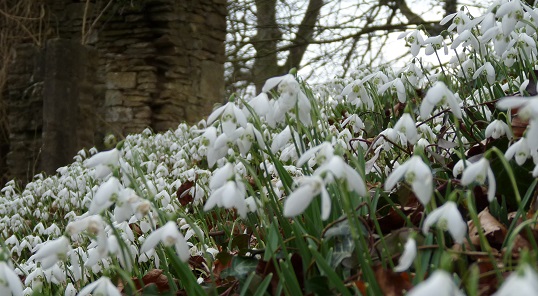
[384,162,409,191]
[207,104,226,125]
[394,238,417,272]
[487,167,496,202]
[283,185,316,218]
[461,158,487,186]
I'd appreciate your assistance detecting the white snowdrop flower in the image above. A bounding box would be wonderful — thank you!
[398,30,424,57]
[245,196,258,213]
[262,74,312,126]
[235,123,266,156]
[394,237,416,272]
[505,137,532,165]
[64,283,77,296]
[452,159,471,178]
[313,155,367,196]
[204,180,248,219]
[84,148,120,179]
[207,102,248,137]
[457,59,476,79]
[494,264,538,296]
[271,126,292,154]
[284,175,331,220]
[342,83,374,110]
[496,0,524,35]
[407,270,464,296]
[473,62,496,84]
[89,177,122,215]
[378,78,407,103]
[417,124,435,141]
[414,138,430,153]
[485,119,513,139]
[403,63,423,88]
[420,81,462,120]
[29,236,71,270]
[297,142,335,167]
[516,33,537,59]
[341,114,365,134]
[451,30,480,52]
[423,201,467,244]
[497,95,538,121]
[441,9,473,33]
[78,276,121,296]
[0,261,24,296]
[385,155,433,205]
[209,162,235,190]
[246,92,270,117]
[207,132,232,168]
[461,157,496,202]
[114,188,142,222]
[140,221,190,262]
[424,35,448,56]
[394,113,418,144]
[24,268,44,293]
[502,48,518,67]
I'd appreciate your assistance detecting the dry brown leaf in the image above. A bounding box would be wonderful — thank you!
[467,208,507,249]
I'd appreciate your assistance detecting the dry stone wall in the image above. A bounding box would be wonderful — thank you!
[4,0,226,183]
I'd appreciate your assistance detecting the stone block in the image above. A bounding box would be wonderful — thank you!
[124,95,150,106]
[138,71,157,84]
[106,72,137,89]
[105,107,134,122]
[105,90,123,106]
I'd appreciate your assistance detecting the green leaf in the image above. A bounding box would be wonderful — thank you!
[221,256,259,280]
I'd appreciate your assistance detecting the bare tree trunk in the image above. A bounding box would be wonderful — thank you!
[251,0,323,93]
[252,0,281,92]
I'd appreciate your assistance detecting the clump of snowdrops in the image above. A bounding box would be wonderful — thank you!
[3,1,538,295]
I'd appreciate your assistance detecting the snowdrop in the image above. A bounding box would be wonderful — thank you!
[140,221,190,262]
[341,114,365,134]
[262,74,312,126]
[246,92,270,117]
[29,236,71,270]
[441,9,473,33]
[420,81,462,120]
[64,283,77,296]
[313,155,367,196]
[461,157,496,202]
[398,30,424,57]
[494,264,538,296]
[423,201,467,244]
[423,35,448,56]
[341,82,374,110]
[207,101,248,137]
[84,148,120,179]
[452,158,471,177]
[485,119,513,139]
[283,175,331,220]
[496,0,524,35]
[235,123,266,156]
[497,95,538,121]
[394,237,416,272]
[473,62,496,84]
[297,142,335,167]
[385,155,433,205]
[78,276,121,296]
[378,78,407,103]
[204,180,248,219]
[0,261,23,296]
[394,113,418,144]
[505,137,534,166]
[407,270,464,296]
[89,177,122,215]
